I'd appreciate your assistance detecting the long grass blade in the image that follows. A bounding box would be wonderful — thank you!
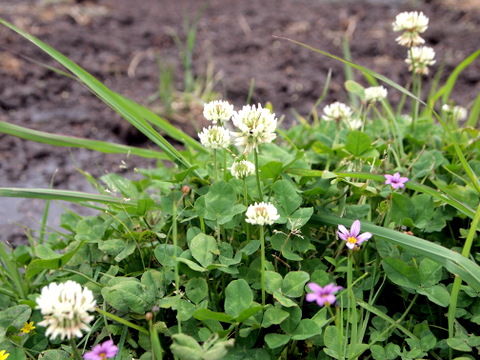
[311,214,480,291]
[0,18,196,174]
[285,168,476,221]
[0,121,168,160]
[0,187,136,207]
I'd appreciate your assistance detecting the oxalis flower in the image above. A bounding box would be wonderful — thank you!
[245,202,280,226]
[337,220,372,250]
[384,172,409,189]
[198,125,231,149]
[405,46,436,75]
[306,282,342,307]
[20,321,35,334]
[231,104,277,153]
[0,350,9,360]
[230,160,255,179]
[36,280,96,340]
[203,100,235,124]
[83,340,118,360]
[392,11,429,47]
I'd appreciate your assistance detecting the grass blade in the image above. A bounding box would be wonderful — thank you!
[311,214,480,292]
[0,18,196,174]
[0,187,136,207]
[0,121,168,160]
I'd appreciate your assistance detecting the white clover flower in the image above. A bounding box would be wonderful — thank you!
[392,11,429,47]
[36,280,96,340]
[198,125,231,149]
[364,86,388,103]
[442,104,468,122]
[322,102,354,122]
[346,118,362,130]
[405,46,436,75]
[230,160,255,179]
[231,104,277,153]
[245,202,280,226]
[203,100,235,124]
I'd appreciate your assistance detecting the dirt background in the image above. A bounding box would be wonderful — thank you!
[1,0,479,244]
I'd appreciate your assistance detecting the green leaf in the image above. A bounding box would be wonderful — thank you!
[98,239,136,262]
[264,333,290,349]
[382,257,421,289]
[0,305,32,333]
[195,181,246,224]
[193,309,235,324]
[281,271,310,298]
[154,244,182,267]
[40,350,71,360]
[235,306,263,323]
[224,279,253,318]
[416,284,450,307]
[447,337,472,352]
[141,269,165,300]
[102,278,153,314]
[264,271,283,294]
[272,179,302,216]
[261,307,290,328]
[279,306,302,333]
[189,233,219,268]
[287,207,313,230]
[345,80,365,97]
[290,319,321,340]
[345,131,372,156]
[170,334,203,360]
[259,161,283,179]
[323,326,344,358]
[273,291,297,307]
[186,278,208,305]
[25,241,84,279]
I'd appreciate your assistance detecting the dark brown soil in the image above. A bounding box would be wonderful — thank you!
[1,0,479,244]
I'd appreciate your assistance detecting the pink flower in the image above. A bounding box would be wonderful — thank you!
[337,220,372,250]
[83,340,118,360]
[384,172,409,189]
[306,282,342,307]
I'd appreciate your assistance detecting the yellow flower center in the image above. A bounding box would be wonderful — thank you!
[347,236,357,244]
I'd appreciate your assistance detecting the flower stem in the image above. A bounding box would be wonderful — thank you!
[347,251,358,356]
[213,149,218,182]
[260,225,266,306]
[69,338,83,360]
[172,193,181,334]
[253,151,263,201]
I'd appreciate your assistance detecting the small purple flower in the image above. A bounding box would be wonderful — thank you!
[83,340,118,360]
[384,172,409,189]
[337,220,372,250]
[306,282,342,307]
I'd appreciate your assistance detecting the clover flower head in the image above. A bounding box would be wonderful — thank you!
[442,104,468,122]
[393,11,429,47]
[20,321,36,334]
[36,280,96,340]
[306,282,342,307]
[405,46,436,75]
[203,100,235,124]
[322,102,354,122]
[364,86,388,103]
[198,125,231,149]
[337,220,372,250]
[83,340,118,360]
[0,350,9,360]
[245,202,280,226]
[384,172,409,189]
[346,118,362,130]
[231,104,277,153]
[230,160,255,179]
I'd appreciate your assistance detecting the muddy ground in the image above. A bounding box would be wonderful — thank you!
[1,0,479,244]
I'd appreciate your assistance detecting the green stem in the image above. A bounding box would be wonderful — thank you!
[213,149,218,182]
[411,68,422,133]
[347,251,358,359]
[253,151,263,201]
[223,148,228,181]
[172,195,181,333]
[243,179,251,242]
[447,203,480,359]
[96,307,149,334]
[69,338,83,360]
[260,225,266,306]
[149,319,164,360]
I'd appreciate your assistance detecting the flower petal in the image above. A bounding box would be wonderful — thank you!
[350,220,361,237]
[307,282,322,294]
[357,232,372,244]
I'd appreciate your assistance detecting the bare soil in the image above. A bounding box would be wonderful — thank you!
[1,0,479,244]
